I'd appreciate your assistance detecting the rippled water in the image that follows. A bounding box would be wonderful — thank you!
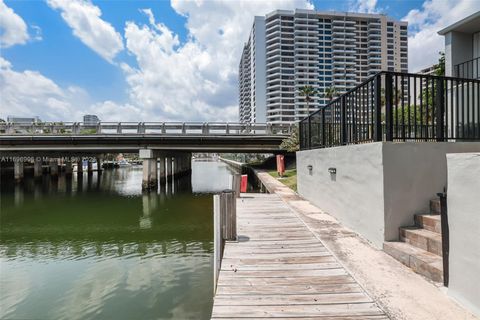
[0,161,236,320]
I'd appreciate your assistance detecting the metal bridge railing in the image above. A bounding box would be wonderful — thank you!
[300,71,480,150]
[455,56,480,80]
[0,122,294,136]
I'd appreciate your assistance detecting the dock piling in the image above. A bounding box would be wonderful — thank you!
[213,190,237,292]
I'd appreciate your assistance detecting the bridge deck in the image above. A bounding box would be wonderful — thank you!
[211,193,387,319]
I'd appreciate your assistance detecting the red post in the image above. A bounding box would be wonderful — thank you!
[276,155,285,177]
[240,174,248,193]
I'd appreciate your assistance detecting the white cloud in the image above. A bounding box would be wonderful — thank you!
[120,0,313,122]
[0,0,29,47]
[0,57,84,121]
[3,1,320,123]
[404,0,480,72]
[350,0,378,13]
[31,25,43,41]
[47,0,124,62]
[0,57,158,122]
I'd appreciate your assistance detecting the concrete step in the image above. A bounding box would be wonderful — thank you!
[430,198,441,214]
[415,214,441,234]
[400,227,442,256]
[384,241,443,283]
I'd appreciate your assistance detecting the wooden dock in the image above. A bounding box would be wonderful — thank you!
[211,193,387,319]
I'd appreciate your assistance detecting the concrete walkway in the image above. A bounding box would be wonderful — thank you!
[255,170,478,320]
[211,193,387,319]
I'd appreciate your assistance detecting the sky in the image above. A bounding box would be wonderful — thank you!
[1,0,479,122]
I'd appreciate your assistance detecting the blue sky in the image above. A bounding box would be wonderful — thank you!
[1,0,479,122]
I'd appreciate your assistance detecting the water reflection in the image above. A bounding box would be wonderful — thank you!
[0,160,233,320]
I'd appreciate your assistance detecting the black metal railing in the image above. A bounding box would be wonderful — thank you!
[300,71,480,150]
[437,192,449,287]
[455,56,480,80]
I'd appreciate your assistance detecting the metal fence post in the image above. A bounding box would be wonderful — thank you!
[435,78,445,142]
[385,73,394,141]
[321,109,326,147]
[374,74,383,141]
[340,95,347,145]
[437,192,449,287]
[299,120,304,150]
[307,117,312,150]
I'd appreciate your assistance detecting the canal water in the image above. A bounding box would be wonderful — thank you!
[0,160,237,320]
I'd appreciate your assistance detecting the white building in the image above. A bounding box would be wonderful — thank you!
[438,11,480,79]
[7,116,40,123]
[83,114,100,126]
[239,9,408,124]
[239,16,267,124]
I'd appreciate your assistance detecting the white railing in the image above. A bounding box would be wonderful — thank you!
[0,122,294,136]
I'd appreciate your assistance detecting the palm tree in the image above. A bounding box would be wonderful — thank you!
[322,86,338,102]
[299,85,317,116]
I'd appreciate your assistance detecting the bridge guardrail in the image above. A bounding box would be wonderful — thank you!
[0,122,294,136]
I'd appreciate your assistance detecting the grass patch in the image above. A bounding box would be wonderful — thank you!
[268,169,297,191]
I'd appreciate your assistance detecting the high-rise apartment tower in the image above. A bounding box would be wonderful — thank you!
[239,9,408,124]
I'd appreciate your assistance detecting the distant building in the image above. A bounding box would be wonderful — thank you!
[7,116,40,123]
[83,114,100,126]
[239,9,408,124]
[418,64,439,76]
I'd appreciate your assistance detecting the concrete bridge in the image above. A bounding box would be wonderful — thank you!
[0,122,293,154]
[0,122,293,190]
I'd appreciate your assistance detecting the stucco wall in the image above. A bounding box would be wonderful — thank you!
[382,142,480,241]
[297,143,386,248]
[447,153,480,317]
[297,142,480,248]
[444,31,473,76]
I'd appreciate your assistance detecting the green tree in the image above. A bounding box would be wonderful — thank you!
[435,51,445,76]
[322,86,338,102]
[298,85,317,115]
[280,125,299,152]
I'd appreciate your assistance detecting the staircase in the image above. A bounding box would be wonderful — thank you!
[384,198,444,283]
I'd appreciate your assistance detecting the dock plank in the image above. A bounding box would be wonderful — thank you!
[211,193,385,319]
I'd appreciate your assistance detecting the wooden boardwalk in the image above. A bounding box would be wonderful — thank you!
[211,193,387,319]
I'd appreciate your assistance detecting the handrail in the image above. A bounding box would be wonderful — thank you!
[454,56,480,80]
[437,192,449,287]
[299,71,480,150]
[305,70,480,118]
[0,122,294,136]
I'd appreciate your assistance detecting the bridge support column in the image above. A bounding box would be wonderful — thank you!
[159,157,165,182]
[96,157,103,174]
[34,158,43,178]
[65,161,73,177]
[14,161,24,182]
[166,156,173,180]
[174,157,179,177]
[87,161,93,175]
[140,149,158,191]
[77,160,83,175]
[49,159,58,177]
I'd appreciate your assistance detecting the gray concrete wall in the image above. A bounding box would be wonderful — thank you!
[297,142,480,248]
[297,143,386,248]
[444,31,473,76]
[446,153,480,317]
[474,32,480,59]
[382,142,480,241]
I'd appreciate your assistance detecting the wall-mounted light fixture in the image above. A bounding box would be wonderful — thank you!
[328,167,336,174]
[307,165,313,175]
